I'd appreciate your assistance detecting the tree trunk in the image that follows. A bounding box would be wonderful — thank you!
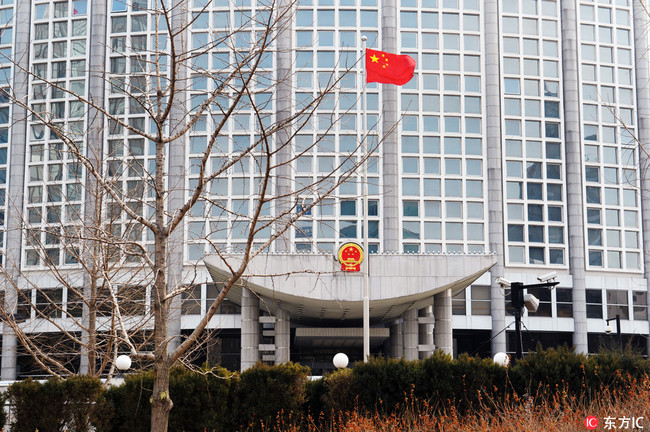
[150,355,173,432]
[150,263,174,431]
[151,133,172,431]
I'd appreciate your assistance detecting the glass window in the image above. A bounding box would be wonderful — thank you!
[445,179,462,197]
[528,225,544,243]
[509,246,525,263]
[547,184,562,201]
[633,292,648,321]
[471,286,490,315]
[403,200,419,217]
[549,226,563,244]
[403,221,420,239]
[445,222,463,240]
[606,290,629,319]
[508,224,524,242]
[504,78,520,95]
[557,289,573,317]
[508,204,524,221]
[403,178,419,195]
[528,204,543,221]
[527,183,543,200]
[586,186,601,204]
[526,141,542,159]
[452,290,466,315]
[529,247,544,264]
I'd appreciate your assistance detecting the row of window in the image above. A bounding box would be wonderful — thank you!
[0,1,10,262]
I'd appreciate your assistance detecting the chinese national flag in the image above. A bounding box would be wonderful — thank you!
[365,49,416,85]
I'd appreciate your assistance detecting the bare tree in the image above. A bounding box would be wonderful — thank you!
[0,0,377,430]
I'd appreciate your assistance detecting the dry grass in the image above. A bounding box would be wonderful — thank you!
[257,376,650,432]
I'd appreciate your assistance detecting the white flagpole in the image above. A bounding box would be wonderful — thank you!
[361,36,370,362]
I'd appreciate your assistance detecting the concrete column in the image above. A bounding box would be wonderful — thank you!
[402,309,418,360]
[390,321,403,358]
[164,0,190,355]
[561,0,588,354]
[434,291,453,355]
[273,0,294,252]
[633,1,650,356]
[1,0,30,381]
[79,0,108,376]
[274,307,290,364]
[241,288,260,369]
[418,305,434,358]
[380,0,399,252]
[484,0,507,357]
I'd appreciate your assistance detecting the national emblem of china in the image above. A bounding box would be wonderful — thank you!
[337,242,364,272]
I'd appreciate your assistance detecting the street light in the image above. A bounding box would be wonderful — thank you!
[493,352,510,367]
[116,354,132,371]
[333,352,349,369]
[112,354,132,386]
[605,314,622,351]
[502,278,559,360]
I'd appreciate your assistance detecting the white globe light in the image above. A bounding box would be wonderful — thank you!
[333,352,349,369]
[115,354,132,371]
[493,352,510,367]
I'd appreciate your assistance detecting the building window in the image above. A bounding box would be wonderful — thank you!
[452,289,466,315]
[556,288,573,318]
[606,289,629,320]
[633,291,648,321]
[470,286,490,316]
[586,289,603,319]
[527,286,551,317]
[36,288,63,319]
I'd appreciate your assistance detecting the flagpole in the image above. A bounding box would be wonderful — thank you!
[361,36,370,363]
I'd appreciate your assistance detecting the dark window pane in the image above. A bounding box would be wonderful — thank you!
[587,304,603,319]
[528,204,543,221]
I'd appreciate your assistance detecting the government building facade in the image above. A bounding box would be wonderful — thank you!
[0,0,649,378]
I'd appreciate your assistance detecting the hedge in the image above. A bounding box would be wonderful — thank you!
[6,375,102,432]
[92,365,233,432]
[2,348,649,431]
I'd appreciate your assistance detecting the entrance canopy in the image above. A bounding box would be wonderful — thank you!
[203,253,496,324]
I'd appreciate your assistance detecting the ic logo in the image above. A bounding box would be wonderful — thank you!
[585,416,598,430]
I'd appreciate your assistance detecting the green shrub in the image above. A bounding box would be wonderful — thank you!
[92,371,153,432]
[7,375,102,432]
[93,366,233,432]
[0,391,6,430]
[320,368,358,414]
[229,362,310,430]
[448,353,507,411]
[7,378,63,432]
[167,366,233,432]
[304,376,326,417]
[62,375,104,432]
[416,350,457,406]
[510,346,585,398]
[351,357,421,411]
[587,351,650,390]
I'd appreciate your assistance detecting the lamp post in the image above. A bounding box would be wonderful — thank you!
[605,314,622,351]
[508,280,559,360]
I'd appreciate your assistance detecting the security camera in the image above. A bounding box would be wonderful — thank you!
[605,324,613,334]
[537,271,558,283]
[496,277,511,288]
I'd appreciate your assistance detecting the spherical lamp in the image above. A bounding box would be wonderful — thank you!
[333,352,349,369]
[493,352,510,367]
[115,354,132,371]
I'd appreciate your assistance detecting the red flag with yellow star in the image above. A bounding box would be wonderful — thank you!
[365,49,416,85]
